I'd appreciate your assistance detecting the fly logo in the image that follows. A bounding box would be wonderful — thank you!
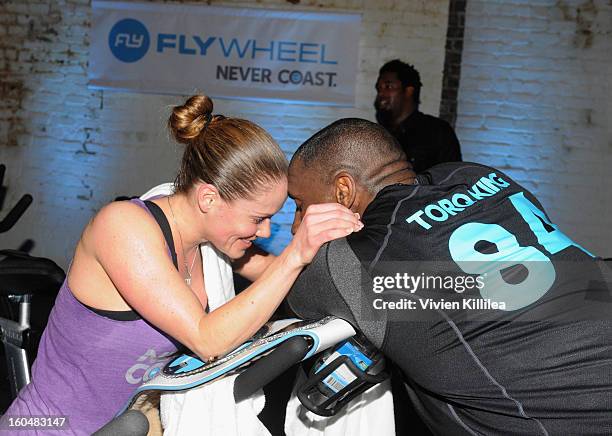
[108,18,150,63]
[114,33,145,49]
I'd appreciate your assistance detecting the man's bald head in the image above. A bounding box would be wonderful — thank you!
[290,118,407,192]
[288,118,415,232]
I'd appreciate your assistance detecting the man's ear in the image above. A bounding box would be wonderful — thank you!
[404,85,415,100]
[195,183,219,213]
[334,173,356,210]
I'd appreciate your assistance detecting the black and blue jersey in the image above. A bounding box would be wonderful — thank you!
[288,162,612,435]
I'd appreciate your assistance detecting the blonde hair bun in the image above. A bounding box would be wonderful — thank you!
[168,95,214,144]
[169,94,288,200]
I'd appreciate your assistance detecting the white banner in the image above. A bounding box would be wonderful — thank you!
[89,1,361,106]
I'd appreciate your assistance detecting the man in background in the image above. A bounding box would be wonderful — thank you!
[375,59,462,172]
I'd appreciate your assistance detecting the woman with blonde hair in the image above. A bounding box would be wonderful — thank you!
[3,95,362,434]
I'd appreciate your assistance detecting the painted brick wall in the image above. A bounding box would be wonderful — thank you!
[456,0,612,257]
[0,0,450,268]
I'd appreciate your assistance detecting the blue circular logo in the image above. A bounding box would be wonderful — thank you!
[108,18,150,63]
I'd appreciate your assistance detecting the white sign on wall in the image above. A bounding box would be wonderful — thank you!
[89,1,362,106]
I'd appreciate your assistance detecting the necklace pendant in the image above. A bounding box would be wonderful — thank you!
[185,277,192,287]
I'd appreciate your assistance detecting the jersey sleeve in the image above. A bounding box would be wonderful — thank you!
[286,242,357,325]
[286,239,389,349]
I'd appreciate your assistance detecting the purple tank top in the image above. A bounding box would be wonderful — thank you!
[1,199,179,435]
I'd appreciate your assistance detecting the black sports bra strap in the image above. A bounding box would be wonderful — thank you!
[144,200,179,270]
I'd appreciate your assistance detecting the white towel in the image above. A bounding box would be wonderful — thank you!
[285,369,395,436]
[143,184,269,436]
[159,374,269,436]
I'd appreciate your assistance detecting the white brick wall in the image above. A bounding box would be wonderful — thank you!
[457,0,612,257]
[0,0,450,268]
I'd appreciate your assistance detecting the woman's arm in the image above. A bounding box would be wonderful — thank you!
[90,201,361,361]
[232,244,276,282]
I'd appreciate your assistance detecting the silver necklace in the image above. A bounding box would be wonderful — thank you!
[167,197,198,287]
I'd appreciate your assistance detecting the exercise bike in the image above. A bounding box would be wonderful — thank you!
[94,316,389,435]
[0,164,65,410]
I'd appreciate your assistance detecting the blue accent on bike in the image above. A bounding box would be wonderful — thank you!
[167,354,206,375]
[118,330,321,415]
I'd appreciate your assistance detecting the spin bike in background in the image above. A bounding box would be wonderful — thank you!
[0,164,65,408]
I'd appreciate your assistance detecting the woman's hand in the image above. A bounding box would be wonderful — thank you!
[286,203,363,268]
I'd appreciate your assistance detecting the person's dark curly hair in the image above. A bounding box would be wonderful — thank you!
[379,59,422,107]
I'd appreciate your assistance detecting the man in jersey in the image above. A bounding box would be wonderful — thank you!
[286,118,612,435]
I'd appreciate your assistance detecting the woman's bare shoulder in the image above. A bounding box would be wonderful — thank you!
[82,200,165,256]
